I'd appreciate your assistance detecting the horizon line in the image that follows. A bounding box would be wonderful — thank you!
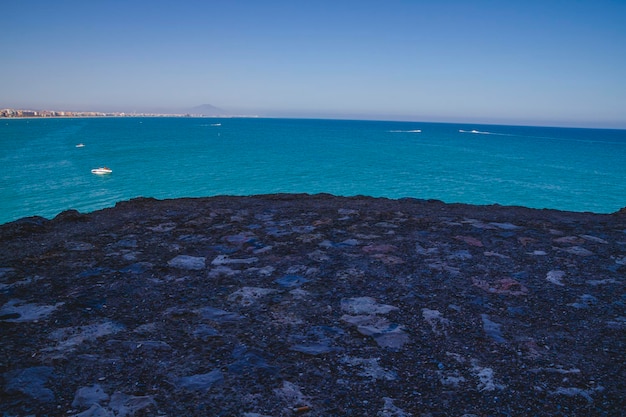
[1,106,625,130]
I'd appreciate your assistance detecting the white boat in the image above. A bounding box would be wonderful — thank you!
[91,167,112,175]
[76,143,85,148]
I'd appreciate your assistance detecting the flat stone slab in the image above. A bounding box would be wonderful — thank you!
[174,370,224,391]
[0,299,64,322]
[167,255,206,270]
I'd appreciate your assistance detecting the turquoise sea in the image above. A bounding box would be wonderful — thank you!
[1,117,625,224]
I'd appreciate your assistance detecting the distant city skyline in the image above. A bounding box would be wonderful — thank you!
[2,1,626,128]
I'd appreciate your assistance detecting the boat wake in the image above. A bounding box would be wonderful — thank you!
[470,129,626,146]
[459,129,491,135]
[389,129,421,133]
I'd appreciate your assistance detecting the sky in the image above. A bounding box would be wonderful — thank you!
[2,0,626,128]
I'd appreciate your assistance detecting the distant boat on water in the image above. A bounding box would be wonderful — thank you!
[388,129,421,133]
[76,143,85,148]
[91,167,112,175]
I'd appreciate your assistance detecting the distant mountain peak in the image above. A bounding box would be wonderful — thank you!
[189,104,226,116]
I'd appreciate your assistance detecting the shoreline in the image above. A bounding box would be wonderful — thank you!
[1,114,224,120]
[4,193,625,227]
[2,110,624,130]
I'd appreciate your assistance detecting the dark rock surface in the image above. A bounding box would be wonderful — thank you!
[1,194,625,416]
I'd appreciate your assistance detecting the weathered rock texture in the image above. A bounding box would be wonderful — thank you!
[1,194,625,416]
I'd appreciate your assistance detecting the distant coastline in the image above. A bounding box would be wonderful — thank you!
[0,108,211,118]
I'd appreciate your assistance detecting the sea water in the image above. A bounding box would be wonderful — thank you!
[1,117,625,224]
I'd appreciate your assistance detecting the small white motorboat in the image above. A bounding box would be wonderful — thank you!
[76,143,85,148]
[91,167,112,175]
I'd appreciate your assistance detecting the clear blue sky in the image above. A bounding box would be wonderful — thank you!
[2,0,625,127]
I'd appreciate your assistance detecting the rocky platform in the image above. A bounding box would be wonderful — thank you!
[1,194,625,416]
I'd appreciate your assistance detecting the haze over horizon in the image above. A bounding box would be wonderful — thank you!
[2,1,626,128]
